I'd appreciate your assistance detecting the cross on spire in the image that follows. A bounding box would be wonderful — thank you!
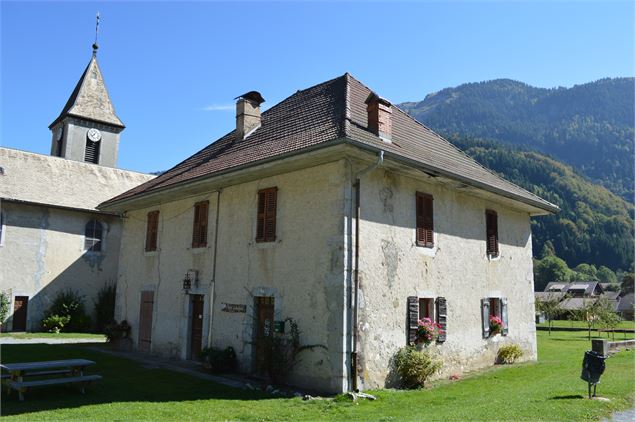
[92,12,100,56]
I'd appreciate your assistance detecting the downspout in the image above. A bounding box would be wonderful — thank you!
[351,150,384,392]
[207,189,222,348]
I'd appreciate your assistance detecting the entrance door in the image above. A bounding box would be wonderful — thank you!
[138,291,154,353]
[12,296,28,332]
[190,295,205,360]
[254,296,275,374]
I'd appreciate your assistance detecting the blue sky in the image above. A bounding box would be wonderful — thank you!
[2,1,633,173]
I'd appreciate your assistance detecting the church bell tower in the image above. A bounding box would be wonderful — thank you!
[49,21,124,168]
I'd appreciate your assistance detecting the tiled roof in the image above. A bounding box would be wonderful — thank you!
[50,55,124,128]
[101,74,558,212]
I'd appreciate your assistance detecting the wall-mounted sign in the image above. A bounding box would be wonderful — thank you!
[221,303,246,313]
[273,320,285,334]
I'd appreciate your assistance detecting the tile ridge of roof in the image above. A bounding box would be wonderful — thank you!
[392,101,557,209]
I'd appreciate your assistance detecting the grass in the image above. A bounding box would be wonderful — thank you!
[536,319,635,330]
[1,331,634,421]
[0,332,106,340]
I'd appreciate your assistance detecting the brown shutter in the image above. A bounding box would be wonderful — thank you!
[256,187,277,242]
[145,211,159,252]
[407,296,419,345]
[192,201,209,248]
[486,210,499,256]
[416,192,434,247]
[436,297,447,342]
[481,298,490,339]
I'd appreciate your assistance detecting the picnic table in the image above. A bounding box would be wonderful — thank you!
[1,359,102,401]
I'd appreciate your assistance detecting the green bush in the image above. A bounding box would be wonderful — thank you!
[394,346,443,389]
[41,315,71,333]
[94,283,116,333]
[497,344,523,364]
[200,346,237,373]
[0,292,10,331]
[45,290,91,332]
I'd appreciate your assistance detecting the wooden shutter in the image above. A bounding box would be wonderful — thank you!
[84,140,100,164]
[256,187,277,242]
[145,211,159,251]
[481,298,490,339]
[416,193,434,247]
[436,297,447,342]
[501,297,509,336]
[192,201,209,248]
[407,296,419,345]
[486,210,499,257]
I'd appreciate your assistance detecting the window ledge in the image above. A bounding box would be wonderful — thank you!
[487,253,501,262]
[189,246,210,254]
[250,240,281,249]
[415,242,437,257]
[144,250,159,257]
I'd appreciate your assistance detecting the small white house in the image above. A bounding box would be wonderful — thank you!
[100,74,558,393]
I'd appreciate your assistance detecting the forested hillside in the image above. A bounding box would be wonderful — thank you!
[400,78,635,201]
[447,137,634,272]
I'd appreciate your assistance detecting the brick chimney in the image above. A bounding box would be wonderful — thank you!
[235,91,265,140]
[365,93,392,142]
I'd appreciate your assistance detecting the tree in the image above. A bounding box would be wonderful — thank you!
[573,264,598,281]
[535,294,562,336]
[540,241,556,259]
[596,298,622,340]
[573,299,602,340]
[597,266,617,285]
[534,255,571,291]
[620,273,634,296]
[0,292,10,332]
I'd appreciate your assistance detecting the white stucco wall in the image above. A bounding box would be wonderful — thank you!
[0,202,122,330]
[356,169,537,389]
[116,160,350,393]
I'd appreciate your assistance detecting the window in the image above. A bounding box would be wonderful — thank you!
[192,201,209,248]
[481,297,508,338]
[84,220,104,252]
[485,210,499,257]
[407,296,447,344]
[145,211,159,252]
[256,187,277,242]
[416,193,434,247]
[418,298,434,320]
[85,139,100,164]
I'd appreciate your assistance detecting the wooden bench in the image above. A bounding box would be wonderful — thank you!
[1,359,100,401]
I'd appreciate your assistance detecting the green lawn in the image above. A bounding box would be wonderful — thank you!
[0,332,106,340]
[537,320,635,330]
[1,331,634,421]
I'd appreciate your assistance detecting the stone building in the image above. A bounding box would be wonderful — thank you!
[0,47,154,331]
[100,74,558,393]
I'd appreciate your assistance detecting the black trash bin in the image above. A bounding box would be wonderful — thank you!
[581,350,607,398]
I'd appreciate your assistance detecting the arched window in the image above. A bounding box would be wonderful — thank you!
[84,220,104,252]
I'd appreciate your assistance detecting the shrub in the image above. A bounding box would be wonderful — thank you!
[394,346,443,389]
[497,344,523,364]
[41,315,71,333]
[0,292,10,331]
[104,320,131,342]
[45,290,91,332]
[200,346,237,373]
[94,283,116,333]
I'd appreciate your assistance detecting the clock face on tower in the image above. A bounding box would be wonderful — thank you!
[87,128,102,142]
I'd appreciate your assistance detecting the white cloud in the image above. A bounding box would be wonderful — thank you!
[201,104,234,111]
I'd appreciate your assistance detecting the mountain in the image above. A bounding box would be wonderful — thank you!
[447,137,634,272]
[399,78,635,202]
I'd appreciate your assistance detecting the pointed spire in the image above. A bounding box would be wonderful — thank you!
[49,12,124,129]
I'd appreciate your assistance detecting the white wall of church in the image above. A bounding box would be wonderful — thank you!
[0,202,122,331]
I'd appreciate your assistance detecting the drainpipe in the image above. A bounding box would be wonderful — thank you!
[207,189,222,348]
[351,151,384,392]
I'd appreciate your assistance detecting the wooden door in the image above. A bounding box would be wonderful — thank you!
[190,295,205,360]
[12,296,28,332]
[138,291,154,353]
[254,296,274,374]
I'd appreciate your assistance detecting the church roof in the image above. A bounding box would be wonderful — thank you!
[49,55,124,129]
[101,73,559,214]
[0,148,153,212]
